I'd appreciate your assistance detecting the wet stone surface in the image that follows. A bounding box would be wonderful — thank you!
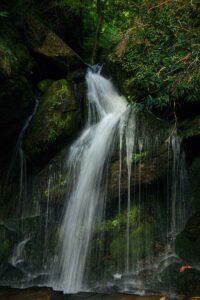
[54,293,163,300]
[0,287,53,300]
[0,288,163,300]
[0,287,199,300]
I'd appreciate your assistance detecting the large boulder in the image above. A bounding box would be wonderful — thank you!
[25,79,81,160]
[25,16,84,72]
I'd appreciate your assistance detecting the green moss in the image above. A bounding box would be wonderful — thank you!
[25,79,79,155]
[92,206,155,273]
[108,1,200,109]
[37,80,54,93]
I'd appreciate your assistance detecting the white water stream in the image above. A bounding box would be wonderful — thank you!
[50,68,189,294]
[52,69,129,293]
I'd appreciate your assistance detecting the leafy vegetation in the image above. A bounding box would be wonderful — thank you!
[108,0,200,112]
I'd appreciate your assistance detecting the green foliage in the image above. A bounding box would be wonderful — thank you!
[54,0,81,13]
[0,11,8,17]
[51,0,200,110]
[109,0,200,110]
[92,205,156,272]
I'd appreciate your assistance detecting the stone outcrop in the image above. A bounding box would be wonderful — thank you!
[25,16,84,71]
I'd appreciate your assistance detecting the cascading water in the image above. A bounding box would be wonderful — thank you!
[51,68,191,294]
[5,98,39,217]
[51,68,128,293]
[10,237,30,268]
[0,67,192,295]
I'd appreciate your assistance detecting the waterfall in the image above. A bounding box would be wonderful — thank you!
[0,67,191,295]
[10,237,30,268]
[50,68,191,294]
[52,69,128,293]
[6,98,39,217]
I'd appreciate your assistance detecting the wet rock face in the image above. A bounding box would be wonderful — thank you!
[159,262,200,297]
[189,157,200,211]
[175,156,200,266]
[53,292,163,300]
[25,79,81,160]
[109,147,169,199]
[175,212,200,266]
[0,224,18,266]
[0,288,166,300]
[108,111,171,199]
[0,215,59,286]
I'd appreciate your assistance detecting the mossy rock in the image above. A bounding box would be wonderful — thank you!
[25,16,82,71]
[31,148,70,211]
[25,79,80,156]
[89,205,156,278]
[37,80,54,93]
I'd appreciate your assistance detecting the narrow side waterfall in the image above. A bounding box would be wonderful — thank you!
[5,98,39,217]
[52,69,128,293]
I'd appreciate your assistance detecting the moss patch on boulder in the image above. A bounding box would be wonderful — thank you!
[25,79,80,156]
[37,80,54,93]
